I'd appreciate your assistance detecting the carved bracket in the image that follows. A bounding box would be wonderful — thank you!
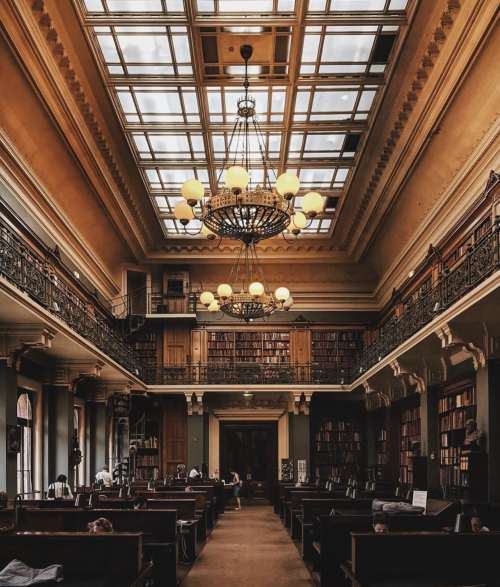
[0,325,57,370]
[89,379,132,402]
[52,360,104,392]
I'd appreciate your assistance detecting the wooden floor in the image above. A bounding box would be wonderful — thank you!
[181,506,315,587]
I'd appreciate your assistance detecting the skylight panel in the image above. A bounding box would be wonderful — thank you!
[218,0,274,12]
[106,1,163,12]
[84,0,105,10]
[321,35,375,62]
[118,35,172,64]
[97,36,120,62]
[312,91,357,112]
[155,196,169,211]
[328,0,386,10]
[358,90,376,110]
[301,35,321,63]
[389,0,408,9]
[305,133,345,152]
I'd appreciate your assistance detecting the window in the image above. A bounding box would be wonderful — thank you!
[17,392,33,496]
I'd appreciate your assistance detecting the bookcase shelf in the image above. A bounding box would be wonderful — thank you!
[400,404,421,485]
[129,332,157,365]
[311,331,364,370]
[438,383,478,495]
[135,419,160,480]
[207,331,290,363]
[375,424,387,481]
[312,419,362,480]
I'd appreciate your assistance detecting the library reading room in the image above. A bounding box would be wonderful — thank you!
[1,0,500,585]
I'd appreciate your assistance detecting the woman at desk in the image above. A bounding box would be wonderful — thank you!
[47,474,73,499]
[229,468,242,511]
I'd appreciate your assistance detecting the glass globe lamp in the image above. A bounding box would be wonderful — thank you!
[217,283,233,300]
[208,300,220,314]
[174,201,195,225]
[181,179,204,206]
[283,296,294,310]
[201,223,216,241]
[288,211,307,235]
[275,287,290,303]
[249,282,265,297]
[276,173,300,200]
[200,291,215,307]
[225,166,249,192]
[302,192,324,217]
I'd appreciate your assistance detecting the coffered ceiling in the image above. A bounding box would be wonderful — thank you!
[73,0,414,239]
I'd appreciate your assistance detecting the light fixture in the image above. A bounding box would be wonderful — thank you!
[201,241,293,322]
[175,45,323,246]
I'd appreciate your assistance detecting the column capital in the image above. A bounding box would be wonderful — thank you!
[0,324,57,370]
[185,392,194,416]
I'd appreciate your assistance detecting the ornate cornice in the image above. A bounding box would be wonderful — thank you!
[148,242,341,256]
[341,0,461,251]
[30,0,154,250]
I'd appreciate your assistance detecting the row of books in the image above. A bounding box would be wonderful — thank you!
[439,466,469,487]
[208,333,234,341]
[315,452,360,464]
[400,467,413,484]
[319,421,360,432]
[142,436,158,449]
[377,429,387,441]
[315,465,359,478]
[439,387,476,412]
[315,431,361,441]
[130,333,156,342]
[400,452,416,468]
[401,407,421,424]
[401,420,421,436]
[439,406,476,431]
[136,455,159,467]
[376,454,387,465]
[312,332,363,342]
[208,342,234,349]
[315,442,362,451]
[439,446,461,464]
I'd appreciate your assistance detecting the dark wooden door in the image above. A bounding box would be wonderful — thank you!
[219,421,278,493]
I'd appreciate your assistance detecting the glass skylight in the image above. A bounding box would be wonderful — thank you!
[76,0,412,236]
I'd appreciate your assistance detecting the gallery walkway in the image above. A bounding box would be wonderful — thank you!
[182,506,315,587]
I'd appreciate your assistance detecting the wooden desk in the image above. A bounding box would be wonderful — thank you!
[0,532,152,587]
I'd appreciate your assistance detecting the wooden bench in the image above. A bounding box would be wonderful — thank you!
[0,532,152,587]
[0,508,180,586]
[343,531,500,586]
[298,497,410,559]
[311,504,452,587]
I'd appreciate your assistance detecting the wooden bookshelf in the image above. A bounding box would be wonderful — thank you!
[129,332,157,365]
[375,424,387,481]
[438,381,478,498]
[135,419,160,480]
[400,404,421,485]
[311,330,364,367]
[312,419,362,481]
[207,331,290,363]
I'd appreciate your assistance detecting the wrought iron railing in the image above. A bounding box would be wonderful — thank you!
[0,222,146,380]
[350,219,500,380]
[1,213,499,387]
[145,361,344,386]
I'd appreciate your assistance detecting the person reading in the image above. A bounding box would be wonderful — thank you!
[87,518,114,533]
[47,474,73,499]
[373,512,390,533]
[95,464,114,487]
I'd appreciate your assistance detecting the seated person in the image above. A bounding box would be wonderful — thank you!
[373,512,390,533]
[189,465,201,479]
[133,496,147,510]
[471,513,490,532]
[47,474,73,499]
[87,517,114,533]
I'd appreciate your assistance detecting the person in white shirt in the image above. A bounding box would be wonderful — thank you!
[47,474,73,499]
[189,465,200,479]
[95,464,114,487]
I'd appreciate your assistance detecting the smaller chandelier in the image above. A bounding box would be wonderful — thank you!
[173,45,324,245]
[199,242,293,322]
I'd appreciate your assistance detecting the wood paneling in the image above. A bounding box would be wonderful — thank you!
[162,395,188,478]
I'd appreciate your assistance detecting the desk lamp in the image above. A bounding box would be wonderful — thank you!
[75,494,86,508]
[63,485,70,498]
[47,486,56,499]
[12,491,39,530]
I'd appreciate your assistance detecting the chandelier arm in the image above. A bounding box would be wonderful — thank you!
[282,232,297,245]
[210,235,223,249]
[182,223,203,236]
[217,116,240,185]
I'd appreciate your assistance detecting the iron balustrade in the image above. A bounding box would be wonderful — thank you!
[350,218,500,380]
[2,214,500,387]
[0,222,146,380]
[145,362,344,386]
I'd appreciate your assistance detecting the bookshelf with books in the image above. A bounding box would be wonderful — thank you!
[375,423,387,481]
[312,417,363,481]
[135,418,161,480]
[438,379,486,499]
[400,401,421,485]
[206,330,290,364]
[129,332,157,365]
[311,330,364,368]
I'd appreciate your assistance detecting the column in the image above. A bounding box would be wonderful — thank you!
[186,392,204,473]
[85,401,110,482]
[289,393,310,481]
[0,360,18,496]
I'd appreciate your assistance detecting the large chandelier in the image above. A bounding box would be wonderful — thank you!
[199,241,293,322]
[173,45,324,246]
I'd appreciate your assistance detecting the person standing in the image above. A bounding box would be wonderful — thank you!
[95,464,114,487]
[229,468,242,510]
[47,474,73,499]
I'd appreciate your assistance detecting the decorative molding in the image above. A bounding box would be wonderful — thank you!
[51,359,104,392]
[30,0,153,250]
[213,408,286,421]
[90,379,132,402]
[0,324,56,370]
[341,1,461,250]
